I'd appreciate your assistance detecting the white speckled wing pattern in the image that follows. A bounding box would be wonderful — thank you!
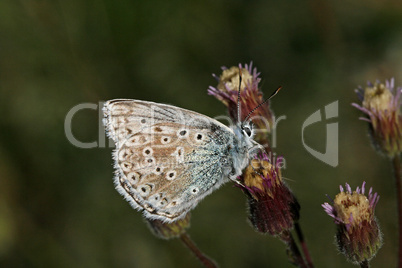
[103,99,246,222]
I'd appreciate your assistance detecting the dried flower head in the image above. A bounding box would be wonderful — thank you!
[208,62,275,149]
[147,213,191,240]
[352,78,402,158]
[238,153,300,236]
[322,182,382,265]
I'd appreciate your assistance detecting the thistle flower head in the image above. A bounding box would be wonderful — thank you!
[208,62,275,148]
[238,153,300,236]
[352,78,402,158]
[322,182,382,265]
[147,213,191,240]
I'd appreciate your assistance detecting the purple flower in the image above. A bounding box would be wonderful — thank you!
[322,182,382,265]
[238,153,300,236]
[352,78,402,158]
[208,62,275,151]
[209,63,300,236]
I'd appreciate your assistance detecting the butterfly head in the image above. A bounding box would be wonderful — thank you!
[240,121,254,139]
[234,68,282,143]
[232,120,255,151]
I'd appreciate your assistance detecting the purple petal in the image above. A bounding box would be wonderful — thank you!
[322,203,336,218]
[354,88,364,101]
[359,117,371,122]
[390,77,395,91]
[345,183,352,193]
[325,194,334,202]
[374,195,380,207]
[212,73,220,82]
[395,88,402,107]
[371,192,380,208]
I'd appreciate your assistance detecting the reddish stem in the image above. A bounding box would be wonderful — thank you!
[279,230,308,268]
[393,155,402,268]
[360,259,370,268]
[294,222,314,268]
[179,232,218,268]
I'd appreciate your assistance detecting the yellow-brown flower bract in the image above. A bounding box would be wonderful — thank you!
[353,78,402,158]
[322,182,382,265]
[146,213,191,240]
[238,154,300,236]
[208,62,275,150]
[215,66,254,104]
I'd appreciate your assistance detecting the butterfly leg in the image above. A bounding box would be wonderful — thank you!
[227,169,246,187]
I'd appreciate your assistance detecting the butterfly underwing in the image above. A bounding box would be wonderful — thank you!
[103,99,261,223]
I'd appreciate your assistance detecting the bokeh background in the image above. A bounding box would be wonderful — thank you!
[1,0,402,267]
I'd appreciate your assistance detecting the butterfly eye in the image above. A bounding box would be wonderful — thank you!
[243,126,252,137]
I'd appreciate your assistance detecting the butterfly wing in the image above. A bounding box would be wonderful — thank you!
[103,99,237,222]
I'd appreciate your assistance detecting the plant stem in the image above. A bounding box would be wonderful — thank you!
[279,230,308,268]
[360,259,370,268]
[392,154,402,268]
[179,232,218,268]
[294,222,314,268]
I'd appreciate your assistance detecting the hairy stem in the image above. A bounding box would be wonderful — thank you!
[179,232,218,268]
[279,230,308,268]
[360,259,370,268]
[392,155,402,268]
[294,222,314,268]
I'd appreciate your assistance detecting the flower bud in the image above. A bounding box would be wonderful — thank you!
[352,79,402,158]
[322,182,382,265]
[147,213,191,240]
[208,62,275,150]
[239,154,299,236]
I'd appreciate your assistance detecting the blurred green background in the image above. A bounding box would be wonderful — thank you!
[1,0,401,267]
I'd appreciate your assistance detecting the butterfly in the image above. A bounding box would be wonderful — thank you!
[103,75,280,223]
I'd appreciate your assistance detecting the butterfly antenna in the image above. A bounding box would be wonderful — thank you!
[242,86,283,125]
[237,68,242,124]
